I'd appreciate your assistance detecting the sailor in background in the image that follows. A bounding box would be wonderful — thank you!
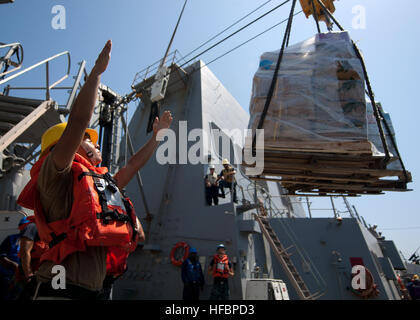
[0,218,25,300]
[15,217,48,300]
[407,274,420,300]
[208,244,234,300]
[204,165,219,206]
[181,247,204,300]
[218,159,238,203]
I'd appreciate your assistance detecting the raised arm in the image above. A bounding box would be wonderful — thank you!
[114,110,173,189]
[51,40,112,170]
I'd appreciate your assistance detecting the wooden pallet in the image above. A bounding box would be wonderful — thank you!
[262,140,374,155]
[242,148,411,196]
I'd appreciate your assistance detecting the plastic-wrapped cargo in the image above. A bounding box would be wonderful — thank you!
[248,31,373,154]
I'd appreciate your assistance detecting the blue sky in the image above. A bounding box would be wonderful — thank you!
[1,0,419,259]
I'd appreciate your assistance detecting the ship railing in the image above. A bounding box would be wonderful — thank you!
[262,183,328,298]
[0,42,24,78]
[131,50,187,88]
[0,51,87,176]
[237,164,328,299]
[0,51,71,101]
[273,205,328,299]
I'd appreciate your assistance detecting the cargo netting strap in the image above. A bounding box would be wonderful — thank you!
[310,0,321,33]
[252,0,298,156]
[315,0,410,182]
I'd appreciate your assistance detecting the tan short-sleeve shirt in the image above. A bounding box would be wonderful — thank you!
[35,153,107,291]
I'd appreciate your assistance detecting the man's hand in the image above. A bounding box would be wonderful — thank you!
[226,170,236,176]
[229,268,234,278]
[51,40,112,171]
[113,110,173,189]
[153,111,173,136]
[91,40,112,77]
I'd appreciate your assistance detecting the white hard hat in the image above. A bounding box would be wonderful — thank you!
[209,164,215,169]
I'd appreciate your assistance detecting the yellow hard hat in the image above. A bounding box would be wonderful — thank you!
[222,158,230,165]
[40,123,98,157]
[413,274,419,280]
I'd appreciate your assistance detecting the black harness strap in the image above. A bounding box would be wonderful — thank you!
[78,171,107,182]
[252,0,298,156]
[96,210,130,223]
[121,197,138,241]
[79,170,138,238]
[49,232,67,249]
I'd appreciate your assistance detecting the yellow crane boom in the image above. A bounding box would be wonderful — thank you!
[299,0,336,25]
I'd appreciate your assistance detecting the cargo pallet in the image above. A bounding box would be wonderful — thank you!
[242,148,412,197]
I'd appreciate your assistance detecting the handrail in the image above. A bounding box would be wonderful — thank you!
[0,42,24,77]
[132,50,183,87]
[0,51,71,100]
[238,163,328,298]
[0,42,23,51]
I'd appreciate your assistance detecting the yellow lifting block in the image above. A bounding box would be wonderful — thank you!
[299,0,336,24]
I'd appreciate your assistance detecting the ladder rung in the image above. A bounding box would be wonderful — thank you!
[258,215,314,300]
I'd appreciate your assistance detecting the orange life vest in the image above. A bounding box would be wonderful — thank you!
[212,254,230,278]
[17,153,138,268]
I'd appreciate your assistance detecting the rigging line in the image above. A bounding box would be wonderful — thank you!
[317,0,408,176]
[252,0,298,153]
[207,11,303,67]
[132,50,178,81]
[175,0,276,63]
[132,0,188,83]
[311,0,321,33]
[133,0,278,84]
[146,1,295,96]
[159,10,303,98]
[178,0,292,69]
[160,0,189,68]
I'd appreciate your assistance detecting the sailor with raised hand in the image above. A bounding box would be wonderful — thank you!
[17,40,173,300]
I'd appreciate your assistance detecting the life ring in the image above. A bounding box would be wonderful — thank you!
[350,266,379,299]
[170,242,189,267]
